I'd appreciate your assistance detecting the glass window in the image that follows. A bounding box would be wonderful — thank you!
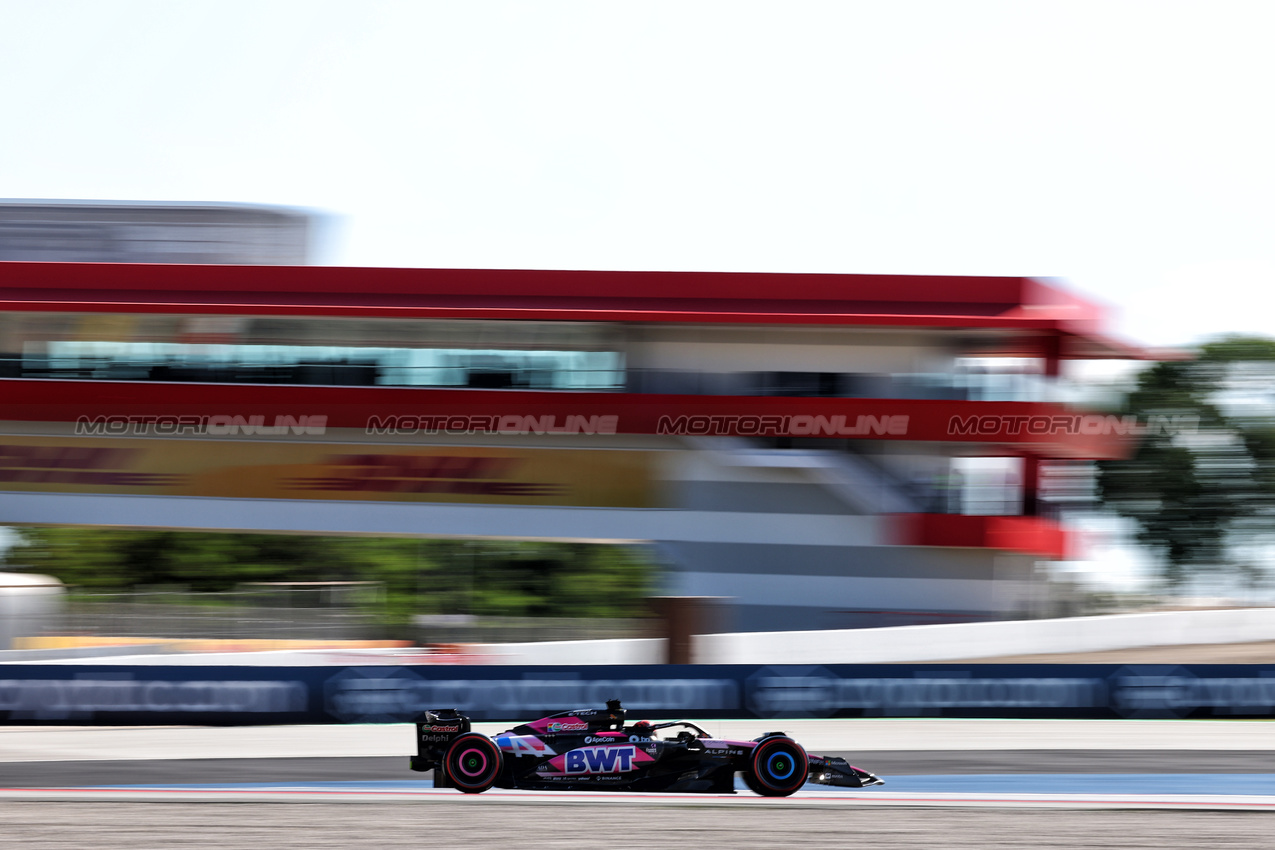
[2,312,624,390]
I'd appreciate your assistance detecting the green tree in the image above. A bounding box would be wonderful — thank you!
[1098,336,1275,590]
[1,528,657,630]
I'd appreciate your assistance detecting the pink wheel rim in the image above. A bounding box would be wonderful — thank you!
[456,747,489,777]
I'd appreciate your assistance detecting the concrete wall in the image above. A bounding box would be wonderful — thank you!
[0,573,65,651]
[338,608,1275,664]
[465,637,666,665]
[17,608,1275,666]
[459,608,1275,665]
[695,607,1275,664]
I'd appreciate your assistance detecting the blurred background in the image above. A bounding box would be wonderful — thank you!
[3,1,1275,665]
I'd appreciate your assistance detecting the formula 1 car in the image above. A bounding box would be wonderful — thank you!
[409,699,883,795]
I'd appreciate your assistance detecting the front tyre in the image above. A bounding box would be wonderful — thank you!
[443,733,502,793]
[746,737,808,797]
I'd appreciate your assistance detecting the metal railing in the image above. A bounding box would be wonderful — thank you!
[411,614,657,645]
[60,590,381,642]
[46,591,655,646]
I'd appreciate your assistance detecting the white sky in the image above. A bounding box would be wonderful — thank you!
[4,1,1275,592]
[3,0,1275,349]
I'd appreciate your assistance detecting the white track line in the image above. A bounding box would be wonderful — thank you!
[3,785,1275,810]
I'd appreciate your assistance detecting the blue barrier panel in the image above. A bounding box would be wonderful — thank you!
[0,665,322,725]
[2,663,1275,724]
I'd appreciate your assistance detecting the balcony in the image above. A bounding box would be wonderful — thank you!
[892,513,1073,559]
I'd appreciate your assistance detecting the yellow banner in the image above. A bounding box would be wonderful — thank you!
[0,437,656,507]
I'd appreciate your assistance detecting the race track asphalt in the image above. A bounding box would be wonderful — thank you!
[5,749,1275,787]
[3,801,1275,850]
[5,723,1275,849]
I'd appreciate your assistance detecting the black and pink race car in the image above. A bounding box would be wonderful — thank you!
[409,699,883,796]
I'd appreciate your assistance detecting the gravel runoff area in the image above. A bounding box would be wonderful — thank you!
[3,802,1274,850]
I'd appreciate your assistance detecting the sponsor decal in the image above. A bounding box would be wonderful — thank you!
[0,675,306,721]
[745,665,1108,718]
[584,735,626,744]
[0,445,178,487]
[367,414,619,436]
[563,746,637,774]
[0,436,654,507]
[419,724,460,733]
[349,676,738,721]
[548,720,590,732]
[296,453,564,498]
[496,735,555,756]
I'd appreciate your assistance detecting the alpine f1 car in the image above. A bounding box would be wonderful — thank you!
[409,699,883,795]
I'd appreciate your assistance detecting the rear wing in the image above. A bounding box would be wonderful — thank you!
[409,708,471,772]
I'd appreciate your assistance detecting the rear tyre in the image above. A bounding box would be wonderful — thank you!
[443,733,502,793]
[746,737,808,797]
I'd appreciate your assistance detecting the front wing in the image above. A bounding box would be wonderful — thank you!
[807,754,884,788]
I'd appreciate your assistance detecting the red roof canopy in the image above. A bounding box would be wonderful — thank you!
[0,262,1144,358]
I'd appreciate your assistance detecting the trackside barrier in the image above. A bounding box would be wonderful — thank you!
[2,663,1275,724]
[463,638,665,665]
[694,608,1275,664]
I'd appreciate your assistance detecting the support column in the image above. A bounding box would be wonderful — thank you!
[648,596,725,664]
[1042,333,1062,378]
[1021,454,1041,517]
